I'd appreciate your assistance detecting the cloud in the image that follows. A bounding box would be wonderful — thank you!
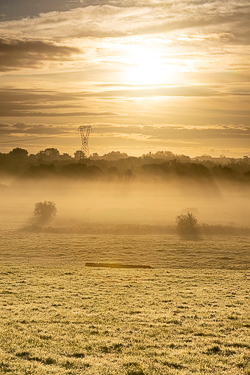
[0,122,68,136]
[0,109,116,117]
[0,0,81,21]
[1,121,249,139]
[0,1,249,40]
[98,131,152,141]
[0,0,163,22]
[0,0,249,78]
[0,88,117,117]
[87,85,220,97]
[0,38,81,71]
[0,84,249,122]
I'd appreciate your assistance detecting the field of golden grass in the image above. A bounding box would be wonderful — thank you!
[0,228,250,270]
[1,181,250,374]
[0,261,249,374]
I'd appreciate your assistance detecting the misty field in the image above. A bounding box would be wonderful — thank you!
[0,228,250,374]
[0,180,250,374]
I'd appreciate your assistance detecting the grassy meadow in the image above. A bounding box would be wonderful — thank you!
[0,262,249,375]
[0,180,250,374]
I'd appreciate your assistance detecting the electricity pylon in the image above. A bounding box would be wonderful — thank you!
[78,125,92,158]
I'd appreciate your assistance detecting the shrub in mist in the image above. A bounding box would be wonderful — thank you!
[176,212,199,237]
[34,201,57,224]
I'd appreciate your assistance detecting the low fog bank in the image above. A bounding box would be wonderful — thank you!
[1,178,250,234]
[20,221,250,237]
[1,148,250,189]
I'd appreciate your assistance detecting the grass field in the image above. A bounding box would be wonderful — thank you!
[0,262,249,374]
[0,180,250,374]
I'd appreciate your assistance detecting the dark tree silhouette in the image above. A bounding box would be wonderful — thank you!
[36,148,60,160]
[34,201,57,224]
[26,163,57,177]
[8,148,28,158]
[0,147,250,184]
[176,212,199,237]
[74,150,85,160]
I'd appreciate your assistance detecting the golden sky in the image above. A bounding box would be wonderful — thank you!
[0,0,249,157]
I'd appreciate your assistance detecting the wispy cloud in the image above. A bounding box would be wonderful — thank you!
[0,88,117,116]
[0,38,81,71]
[1,121,249,138]
[1,1,249,40]
[87,85,220,97]
[0,1,248,78]
[0,122,70,136]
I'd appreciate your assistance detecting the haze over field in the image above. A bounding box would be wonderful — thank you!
[0,148,249,224]
[0,147,250,232]
[1,175,250,231]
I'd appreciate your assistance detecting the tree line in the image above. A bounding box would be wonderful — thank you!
[0,147,250,183]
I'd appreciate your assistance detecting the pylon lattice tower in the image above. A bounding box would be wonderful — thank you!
[78,125,92,158]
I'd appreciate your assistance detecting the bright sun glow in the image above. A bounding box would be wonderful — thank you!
[125,46,171,85]
[129,57,168,85]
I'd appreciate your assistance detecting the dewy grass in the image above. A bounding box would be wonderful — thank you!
[0,265,249,374]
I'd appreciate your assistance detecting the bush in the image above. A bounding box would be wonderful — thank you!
[176,212,199,237]
[34,201,57,224]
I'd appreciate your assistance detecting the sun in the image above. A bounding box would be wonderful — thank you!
[129,57,167,85]
[125,47,170,85]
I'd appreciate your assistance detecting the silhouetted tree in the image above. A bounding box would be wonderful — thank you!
[74,150,85,160]
[101,151,129,160]
[61,153,72,161]
[61,162,100,178]
[26,163,57,177]
[34,201,57,224]
[176,212,199,237]
[8,148,28,158]
[212,165,238,180]
[37,148,60,160]
[4,148,29,174]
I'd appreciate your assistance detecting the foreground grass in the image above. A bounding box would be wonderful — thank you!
[1,231,250,269]
[0,265,249,374]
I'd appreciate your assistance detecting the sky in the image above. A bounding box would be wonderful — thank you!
[0,0,249,157]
